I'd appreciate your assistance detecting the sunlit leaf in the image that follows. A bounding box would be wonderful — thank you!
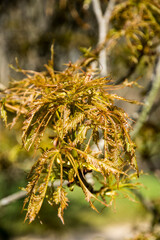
[0,46,139,224]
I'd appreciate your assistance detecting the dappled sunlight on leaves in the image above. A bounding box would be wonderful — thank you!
[0,46,140,224]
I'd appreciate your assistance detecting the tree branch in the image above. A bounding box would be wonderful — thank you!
[92,0,103,26]
[92,0,116,76]
[131,47,160,139]
[104,0,116,33]
[0,180,69,208]
[0,190,27,208]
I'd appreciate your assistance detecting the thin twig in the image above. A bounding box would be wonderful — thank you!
[131,47,160,139]
[0,180,69,208]
[0,190,27,208]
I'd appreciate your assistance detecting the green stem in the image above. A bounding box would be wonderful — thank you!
[131,53,160,139]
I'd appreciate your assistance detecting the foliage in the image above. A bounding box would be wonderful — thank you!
[110,0,160,64]
[0,46,140,224]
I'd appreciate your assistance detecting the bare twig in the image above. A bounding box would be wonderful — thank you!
[0,180,68,208]
[131,47,160,139]
[92,0,116,76]
[0,190,27,208]
[104,0,116,32]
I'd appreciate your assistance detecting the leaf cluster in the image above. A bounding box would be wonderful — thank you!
[110,0,160,63]
[0,48,139,224]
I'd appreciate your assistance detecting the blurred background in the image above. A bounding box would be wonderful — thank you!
[0,0,160,239]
